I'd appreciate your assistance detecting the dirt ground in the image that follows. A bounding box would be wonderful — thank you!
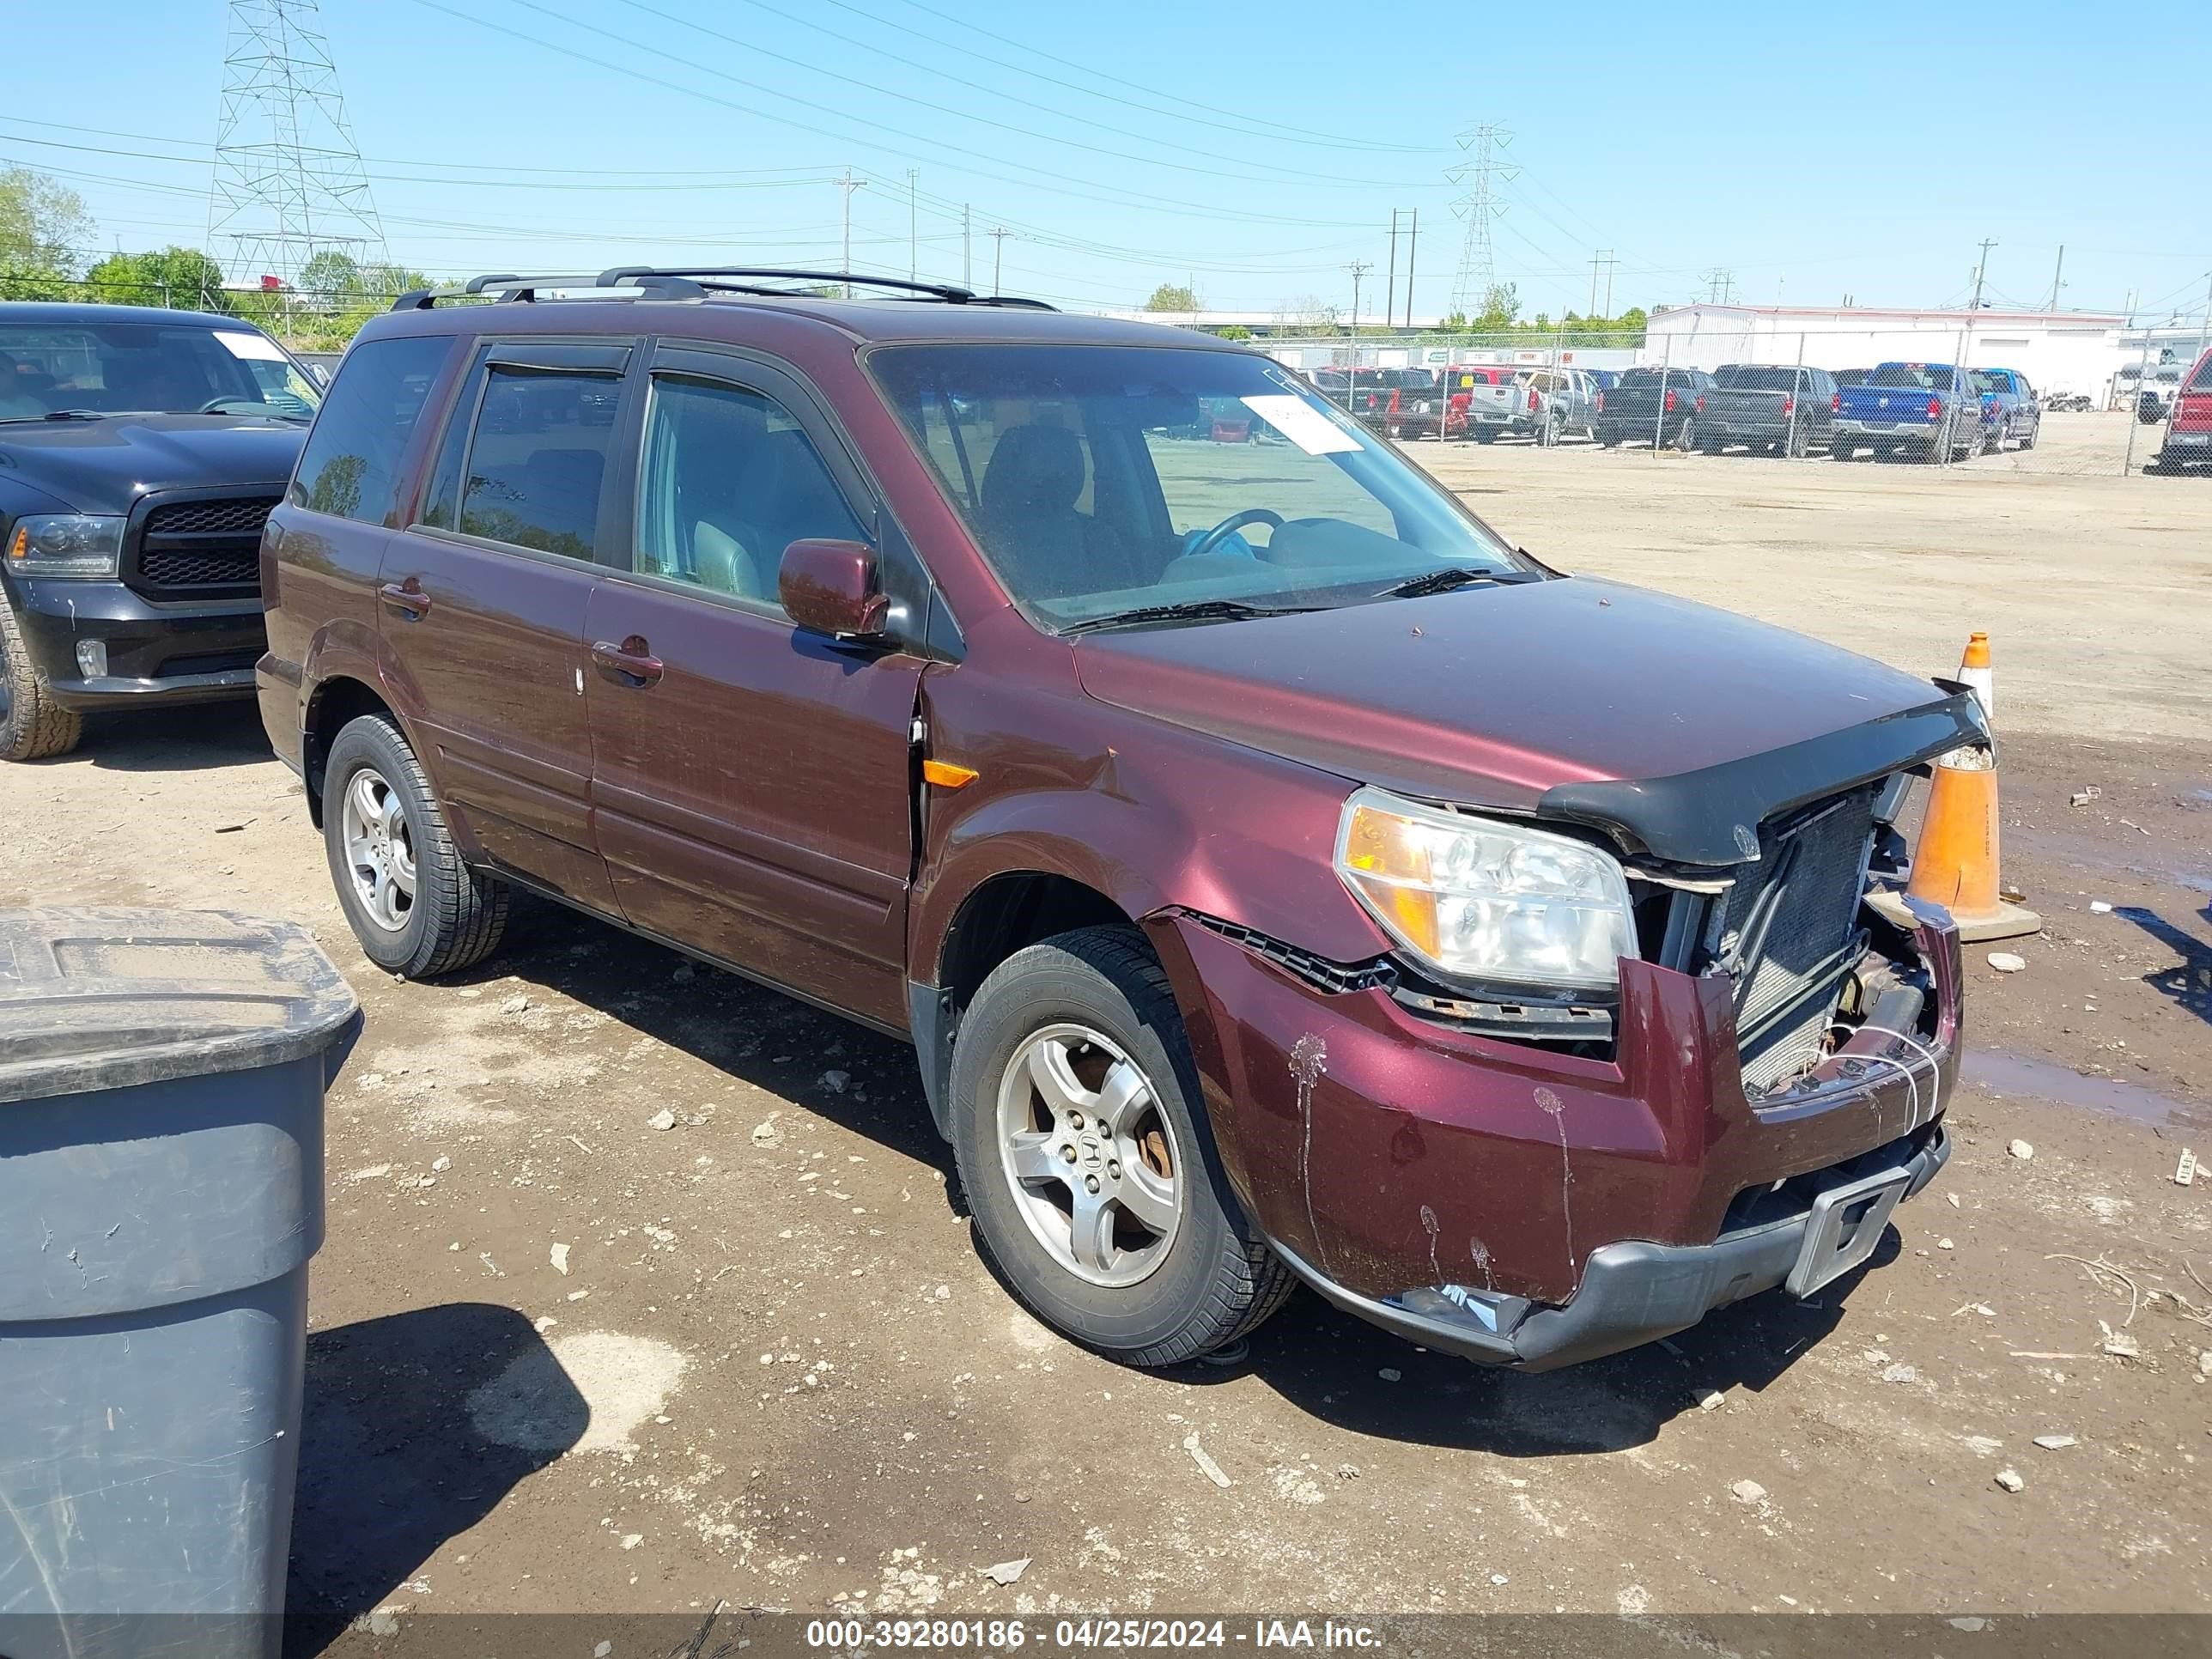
[3,410,2207,1644]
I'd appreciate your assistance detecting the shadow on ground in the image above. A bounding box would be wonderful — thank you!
[286,1302,583,1656]
[1206,1230,1899,1456]
[70,701,274,774]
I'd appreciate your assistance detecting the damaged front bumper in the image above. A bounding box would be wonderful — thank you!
[1146,899,1962,1372]
[1275,1125,1948,1370]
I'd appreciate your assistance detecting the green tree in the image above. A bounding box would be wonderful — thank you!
[83,246,233,313]
[1214,324,1253,342]
[299,249,362,311]
[0,166,93,299]
[1145,282,1200,312]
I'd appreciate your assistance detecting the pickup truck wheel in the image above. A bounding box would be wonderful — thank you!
[1673,416,1698,453]
[0,591,83,762]
[1832,438,1856,460]
[324,713,509,978]
[950,925,1294,1367]
[1784,425,1810,459]
[1538,412,1562,447]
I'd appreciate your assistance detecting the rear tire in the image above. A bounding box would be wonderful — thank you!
[0,590,83,762]
[323,713,509,978]
[1784,423,1810,459]
[948,925,1294,1368]
[1673,416,1698,453]
[1832,437,1856,460]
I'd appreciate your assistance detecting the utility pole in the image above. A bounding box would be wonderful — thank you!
[836,168,866,297]
[962,204,971,289]
[1601,248,1615,317]
[2046,244,2064,311]
[1969,238,1996,310]
[1346,260,1370,357]
[1702,267,1735,306]
[989,226,1008,296]
[907,168,918,283]
[1405,208,1418,328]
[1447,124,1516,317]
[1385,210,1400,331]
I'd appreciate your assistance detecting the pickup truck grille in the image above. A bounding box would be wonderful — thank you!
[1723,787,1879,1095]
[131,495,277,599]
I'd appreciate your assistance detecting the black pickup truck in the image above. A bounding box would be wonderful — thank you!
[0,302,320,760]
[1698,364,1839,457]
[1595,366,1714,450]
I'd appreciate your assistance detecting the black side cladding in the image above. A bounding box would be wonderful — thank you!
[1535,691,1987,867]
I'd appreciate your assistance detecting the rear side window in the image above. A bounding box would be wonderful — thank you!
[290,335,450,523]
[456,368,623,561]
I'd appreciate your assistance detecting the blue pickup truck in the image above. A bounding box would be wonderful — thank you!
[1971,367,2042,451]
[1832,362,1991,462]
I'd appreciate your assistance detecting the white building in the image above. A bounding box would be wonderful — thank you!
[1641,304,2132,399]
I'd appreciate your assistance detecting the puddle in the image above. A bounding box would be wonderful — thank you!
[2009,826,2212,897]
[1960,1049,2209,1132]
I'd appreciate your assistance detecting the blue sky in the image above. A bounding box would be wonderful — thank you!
[6,0,2208,324]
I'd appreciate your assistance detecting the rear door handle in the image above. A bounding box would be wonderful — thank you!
[379,580,431,619]
[590,637,664,688]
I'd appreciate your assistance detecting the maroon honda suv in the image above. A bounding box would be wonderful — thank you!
[259,267,1975,1372]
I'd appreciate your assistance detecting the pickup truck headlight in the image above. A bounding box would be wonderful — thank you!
[1334,786,1636,992]
[5,514,125,579]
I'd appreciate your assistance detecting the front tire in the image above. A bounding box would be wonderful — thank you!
[949,926,1293,1367]
[323,713,508,978]
[0,591,84,762]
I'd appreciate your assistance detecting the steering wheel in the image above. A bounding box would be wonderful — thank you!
[198,397,257,415]
[1183,507,1283,560]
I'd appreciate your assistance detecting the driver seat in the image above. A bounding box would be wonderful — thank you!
[979,424,1091,598]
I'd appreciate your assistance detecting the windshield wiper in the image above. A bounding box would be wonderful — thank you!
[1376,566,1535,599]
[1062,598,1317,635]
[0,409,110,423]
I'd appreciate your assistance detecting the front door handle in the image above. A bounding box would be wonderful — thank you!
[379,580,431,619]
[590,636,664,688]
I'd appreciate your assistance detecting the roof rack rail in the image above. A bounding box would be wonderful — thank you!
[392,266,1054,312]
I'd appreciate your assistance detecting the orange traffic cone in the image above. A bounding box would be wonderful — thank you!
[1869,633,2040,942]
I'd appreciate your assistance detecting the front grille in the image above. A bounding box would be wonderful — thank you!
[132,495,276,599]
[1719,787,1879,1095]
[143,497,276,538]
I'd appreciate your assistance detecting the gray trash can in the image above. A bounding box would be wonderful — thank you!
[0,908,357,1659]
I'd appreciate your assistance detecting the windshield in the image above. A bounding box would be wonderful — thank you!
[1870,363,1950,390]
[1619,367,1690,387]
[1716,366,1801,392]
[0,321,321,422]
[868,343,1524,629]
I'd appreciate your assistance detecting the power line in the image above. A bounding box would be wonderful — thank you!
[1447,124,1514,314]
[844,0,1431,155]
[398,0,1382,229]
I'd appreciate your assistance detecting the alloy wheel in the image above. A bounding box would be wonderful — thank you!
[995,1023,1183,1287]
[340,765,416,932]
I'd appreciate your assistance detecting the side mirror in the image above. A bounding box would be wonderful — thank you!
[779,538,889,640]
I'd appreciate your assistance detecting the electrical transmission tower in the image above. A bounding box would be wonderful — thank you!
[207,0,387,310]
[1446,124,1516,317]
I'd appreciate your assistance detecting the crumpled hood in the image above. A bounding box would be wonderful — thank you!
[0,415,303,514]
[1075,574,1963,852]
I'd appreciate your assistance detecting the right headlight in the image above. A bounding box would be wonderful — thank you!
[5,514,125,580]
[1334,786,1636,993]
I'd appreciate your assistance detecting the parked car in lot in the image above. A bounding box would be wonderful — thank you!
[1832,362,1986,462]
[1970,368,2041,450]
[1698,364,1839,457]
[1517,367,1603,445]
[264,265,1968,1373]
[1456,364,1525,441]
[1595,365,1713,450]
[0,301,321,760]
[2150,345,2212,472]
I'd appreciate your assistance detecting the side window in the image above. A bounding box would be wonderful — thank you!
[289,335,450,524]
[455,368,623,561]
[632,374,866,610]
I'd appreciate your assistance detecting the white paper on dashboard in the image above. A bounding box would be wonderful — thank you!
[1239,394,1362,455]
[214,331,288,362]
